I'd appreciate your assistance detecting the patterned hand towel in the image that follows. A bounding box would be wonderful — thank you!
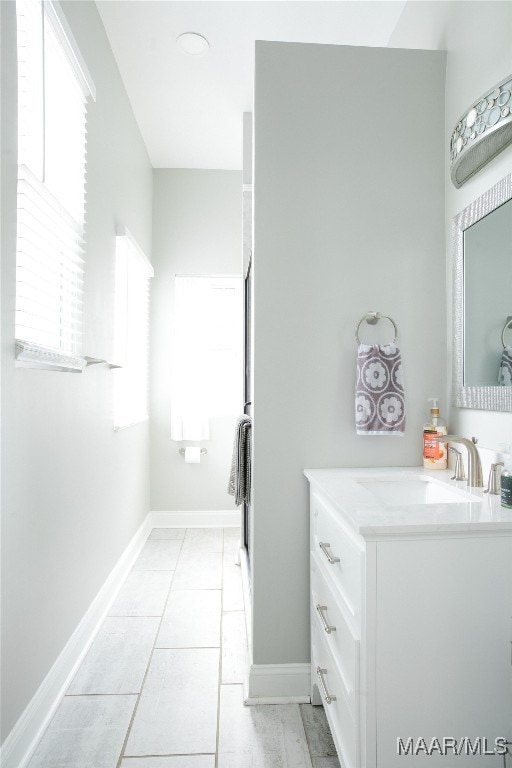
[355,343,405,436]
[228,415,252,506]
[498,346,512,385]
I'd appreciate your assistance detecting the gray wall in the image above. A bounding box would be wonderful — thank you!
[1,1,152,739]
[251,42,446,665]
[150,170,242,511]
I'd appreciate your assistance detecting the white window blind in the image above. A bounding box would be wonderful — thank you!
[113,232,154,430]
[170,276,243,442]
[15,0,94,371]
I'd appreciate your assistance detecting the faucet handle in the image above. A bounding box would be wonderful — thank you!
[484,462,504,495]
[449,447,466,481]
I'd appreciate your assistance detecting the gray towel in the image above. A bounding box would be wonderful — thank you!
[228,415,252,506]
[498,346,512,385]
[355,343,405,436]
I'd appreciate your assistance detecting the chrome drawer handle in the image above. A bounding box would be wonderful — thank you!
[316,666,337,704]
[316,604,336,634]
[319,542,340,565]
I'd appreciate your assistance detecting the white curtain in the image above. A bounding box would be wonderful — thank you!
[170,277,211,441]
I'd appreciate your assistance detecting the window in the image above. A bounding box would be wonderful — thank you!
[113,231,154,430]
[15,0,95,371]
[170,276,243,441]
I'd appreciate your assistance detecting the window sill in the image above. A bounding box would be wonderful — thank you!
[114,416,149,431]
[15,340,86,373]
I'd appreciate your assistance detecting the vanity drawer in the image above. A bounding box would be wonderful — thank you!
[312,619,360,768]
[311,552,360,714]
[311,491,363,620]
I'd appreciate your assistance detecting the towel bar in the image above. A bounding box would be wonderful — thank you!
[178,448,208,456]
[355,312,397,344]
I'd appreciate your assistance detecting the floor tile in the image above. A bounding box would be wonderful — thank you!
[222,565,244,611]
[156,590,221,648]
[299,705,337,758]
[223,526,241,539]
[172,551,222,590]
[125,648,219,756]
[218,754,287,768]
[221,611,247,684]
[27,695,136,768]
[181,527,224,553]
[121,759,215,768]
[67,617,160,695]
[109,571,173,616]
[218,685,311,768]
[149,528,186,540]
[27,526,333,768]
[132,540,182,571]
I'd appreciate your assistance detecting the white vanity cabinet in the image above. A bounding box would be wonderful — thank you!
[306,468,512,768]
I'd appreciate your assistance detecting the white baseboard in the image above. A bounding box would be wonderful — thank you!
[239,554,311,706]
[149,510,240,527]
[1,511,242,767]
[0,514,153,768]
[244,663,312,705]
[1,508,291,767]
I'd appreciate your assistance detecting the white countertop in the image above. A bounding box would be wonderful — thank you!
[304,466,512,538]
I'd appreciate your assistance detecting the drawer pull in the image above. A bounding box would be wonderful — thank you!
[316,604,336,634]
[319,542,340,565]
[316,666,337,704]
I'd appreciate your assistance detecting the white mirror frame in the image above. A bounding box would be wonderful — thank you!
[453,172,512,411]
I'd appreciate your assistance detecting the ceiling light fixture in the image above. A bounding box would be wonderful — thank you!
[177,32,210,56]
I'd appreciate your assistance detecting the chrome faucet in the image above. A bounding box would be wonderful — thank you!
[484,462,504,495]
[448,446,466,481]
[433,435,484,488]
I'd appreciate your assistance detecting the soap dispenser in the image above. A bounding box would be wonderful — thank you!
[423,398,448,470]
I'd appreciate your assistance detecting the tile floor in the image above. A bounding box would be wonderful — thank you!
[27,527,340,768]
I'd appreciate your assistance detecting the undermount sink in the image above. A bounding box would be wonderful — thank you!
[357,476,481,506]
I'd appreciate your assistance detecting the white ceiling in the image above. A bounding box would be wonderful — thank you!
[96,1,419,170]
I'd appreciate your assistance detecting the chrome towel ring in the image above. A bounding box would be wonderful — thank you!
[501,316,512,349]
[355,312,398,345]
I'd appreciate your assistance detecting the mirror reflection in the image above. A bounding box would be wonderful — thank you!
[463,197,512,386]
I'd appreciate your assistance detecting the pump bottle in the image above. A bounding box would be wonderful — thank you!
[423,398,448,470]
[501,456,512,508]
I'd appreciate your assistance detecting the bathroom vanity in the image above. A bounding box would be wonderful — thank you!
[305,467,512,767]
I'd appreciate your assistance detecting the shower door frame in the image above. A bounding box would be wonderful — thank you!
[243,256,252,563]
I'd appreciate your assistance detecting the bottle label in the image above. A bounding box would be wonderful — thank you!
[423,429,443,460]
[501,475,512,508]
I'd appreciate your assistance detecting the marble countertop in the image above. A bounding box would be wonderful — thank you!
[304,466,512,538]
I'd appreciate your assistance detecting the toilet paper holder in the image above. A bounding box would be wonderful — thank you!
[179,448,208,456]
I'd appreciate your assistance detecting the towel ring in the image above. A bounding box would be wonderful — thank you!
[355,312,397,345]
[501,316,512,349]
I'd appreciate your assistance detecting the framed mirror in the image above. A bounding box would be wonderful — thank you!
[453,172,512,410]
